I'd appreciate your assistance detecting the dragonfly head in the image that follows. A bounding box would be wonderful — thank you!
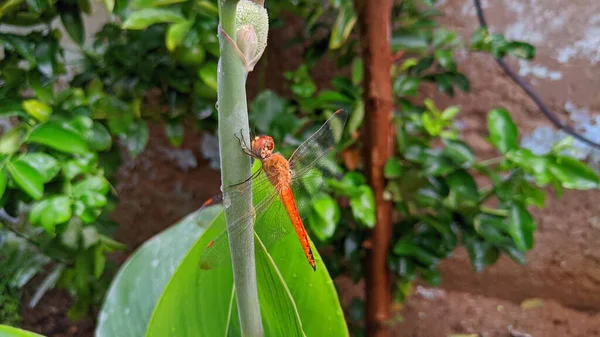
[251,135,275,159]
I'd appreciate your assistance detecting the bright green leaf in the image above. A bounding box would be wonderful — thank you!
[88,122,112,151]
[487,108,518,153]
[0,126,27,154]
[351,57,363,85]
[166,20,193,52]
[17,153,59,182]
[72,176,110,198]
[309,194,341,240]
[384,157,403,179]
[442,139,475,165]
[549,155,599,189]
[7,161,43,200]
[0,170,6,199]
[59,4,85,45]
[329,2,357,50]
[198,61,218,90]
[350,185,375,228]
[440,106,460,120]
[434,49,456,71]
[22,99,52,122]
[445,169,479,209]
[508,204,535,251]
[29,196,73,234]
[391,32,428,52]
[29,122,89,154]
[132,0,186,9]
[0,325,45,336]
[122,8,185,30]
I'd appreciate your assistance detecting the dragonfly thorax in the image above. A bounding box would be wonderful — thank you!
[262,153,292,191]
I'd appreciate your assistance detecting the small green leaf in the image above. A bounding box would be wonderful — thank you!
[104,0,114,11]
[393,75,420,97]
[445,169,479,209]
[18,153,59,182]
[250,90,287,132]
[29,196,73,233]
[78,0,91,13]
[122,8,185,30]
[132,0,186,9]
[434,49,456,71]
[0,126,27,154]
[487,108,518,153]
[122,121,149,157]
[350,185,375,228]
[309,194,341,241]
[72,176,110,198]
[7,161,43,200]
[198,61,218,90]
[329,1,357,50]
[464,235,499,272]
[506,149,552,185]
[29,122,89,154]
[549,155,599,189]
[451,73,470,92]
[351,58,363,85]
[474,215,509,245]
[0,170,7,199]
[384,157,403,179]
[442,139,475,165]
[508,204,535,251]
[95,245,107,278]
[393,240,439,267]
[88,122,112,151]
[22,99,52,122]
[440,106,460,120]
[62,155,97,180]
[59,3,85,45]
[507,41,536,60]
[423,153,454,176]
[391,32,428,52]
[166,20,193,52]
[165,120,184,147]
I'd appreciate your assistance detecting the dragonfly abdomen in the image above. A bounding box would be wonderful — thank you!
[279,185,316,271]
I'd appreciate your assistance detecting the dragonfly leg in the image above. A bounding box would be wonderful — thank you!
[235,129,256,158]
[229,167,263,188]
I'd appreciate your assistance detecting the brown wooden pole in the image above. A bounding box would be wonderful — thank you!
[353,0,394,336]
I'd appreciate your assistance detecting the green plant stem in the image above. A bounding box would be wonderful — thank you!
[480,206,508,217]
[217,1,263,336]
[478,156,504,167]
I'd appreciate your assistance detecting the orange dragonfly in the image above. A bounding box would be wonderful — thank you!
[199,110,348,271]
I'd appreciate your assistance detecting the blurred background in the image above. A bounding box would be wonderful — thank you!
[1,0,600,336]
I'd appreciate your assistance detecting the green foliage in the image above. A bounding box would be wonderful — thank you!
[471,27,536,60]
[0,0,224,319]
[0,325,45,336]
[97,202,348,337]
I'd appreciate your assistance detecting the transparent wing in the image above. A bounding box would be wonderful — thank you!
[288,109,348,179]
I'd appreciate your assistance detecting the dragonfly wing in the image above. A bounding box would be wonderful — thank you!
[288,109,349,179]
[199,192,279,270]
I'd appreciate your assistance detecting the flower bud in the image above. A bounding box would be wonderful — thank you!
[236,24,259,66]
[235,0,268,71]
